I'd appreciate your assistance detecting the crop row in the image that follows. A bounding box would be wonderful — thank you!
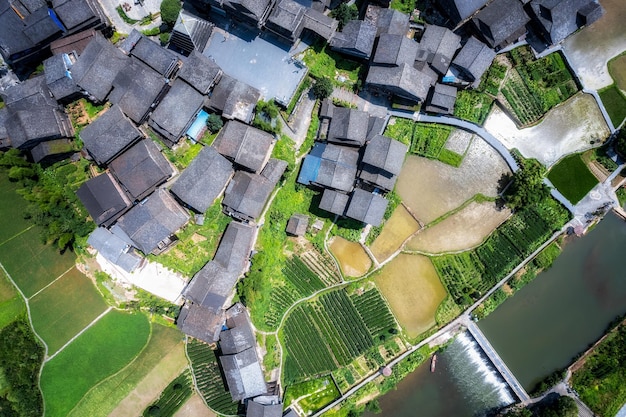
[284,256,326,294]
[143,370,193,417]
[349,289,397,339]
[433,206,561,307]
[187,339,239,415]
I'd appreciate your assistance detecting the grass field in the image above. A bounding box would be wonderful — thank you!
[0,226,76,297]
[29,267,108,354]
[41,310,150,417]
[0,178,31,243]
[284,376,340,414]
[548,153,599,204]
[69,324,184,417]
[0,269,25,330]
[375,254,447,338]
[599,84,626,127]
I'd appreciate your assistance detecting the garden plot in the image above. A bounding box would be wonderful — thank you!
[29,267,108,354]
[406,201,511,254]
[395,139,511,225]
[369,205,421,263]
[563,0,626,90]
[484,93,610,167]
[375,254,447,338]
[444,129,474,155]
[328,237,371,278]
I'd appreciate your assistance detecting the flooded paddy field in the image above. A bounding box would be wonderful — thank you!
[328,237,371,278]
[375,254,447,338]
[563,0,626,90]
[369,205,421,263]
[406,202,511,254]
[484,93,610,167]
[395,139,510,225]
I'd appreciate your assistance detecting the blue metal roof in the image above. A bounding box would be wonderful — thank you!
[186,110,209,141]
[297,142,326,185]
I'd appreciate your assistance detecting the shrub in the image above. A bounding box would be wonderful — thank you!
[160,0,181,27]
[141,27,160,36]
[330,3,358,30]
[312,77,333,100]
[206,113,223,133]
[159,32,171,45]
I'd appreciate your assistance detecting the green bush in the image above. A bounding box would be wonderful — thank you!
[116,6,138,24]
[141,27,160,36]
[206,113,223,133]
[312,77,333,100]
[330,3,358,30]
[159,32,171,45]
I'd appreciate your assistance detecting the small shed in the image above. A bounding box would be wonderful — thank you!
[286,213,309,236]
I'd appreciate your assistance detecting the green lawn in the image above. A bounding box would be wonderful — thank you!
[29,268,108,354]
[41,310,150,417]
[548,154,599,204]
[284,376,340,414]
[303,41,362,88]
[0,269,25,330]
[69,324,183,417]
[0,177,31,243]
[0,227,76,297]
[599,84,626,128]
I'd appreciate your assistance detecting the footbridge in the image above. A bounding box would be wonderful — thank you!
[466,321,531,403]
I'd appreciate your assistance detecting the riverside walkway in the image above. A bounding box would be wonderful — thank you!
[466,321,531,403]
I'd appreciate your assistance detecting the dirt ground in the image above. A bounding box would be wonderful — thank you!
[172,393,216,417]
[395,139,511,225]
[562,0,626,90]
[369,205,421,263]
[375,254,447,339]
[406,202,511,254]
[484,93,610,167]
[107,342,188,417]
[328,237,371,277]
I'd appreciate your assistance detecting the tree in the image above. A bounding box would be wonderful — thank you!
[614,128,626,159]
[312,77,333,100]
[505,157,549,210]
[160,0,181,27]
[206,113,223,133]
[331,3,358,30]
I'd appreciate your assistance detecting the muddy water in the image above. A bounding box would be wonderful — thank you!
[369,205,420,263]
[328,237,371,278]
[396,140,510,225]
[484,93,610,167]
[563,0,626,90]
[375,254,446,338]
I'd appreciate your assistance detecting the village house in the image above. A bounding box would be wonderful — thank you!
[329,19,378,60]
[286,213,309,236]
[76,171,132,227]
[80,105,144,166]
[450,36,496,87]
[415,25,461,75]
[527,0,603,46]
[116,188,190,255]
[372,33,419,67]
[425,83,458,115]
[207,74,261,124]
[318,188,350,216]
[471,0,530,50]
[43,53,80,104]
[345,188,388,227]
[170,146,235,213]
[359,134,408,192]
[87,226,143,273]
[212,121,274,173]
[29,139,75,164]
[246,396,283,417]
[297,142,359,192]
[177,50,223,95]
[436,0,489,27]
[170,9,215,55]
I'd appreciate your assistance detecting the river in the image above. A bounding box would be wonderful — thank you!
[364,212,626,416]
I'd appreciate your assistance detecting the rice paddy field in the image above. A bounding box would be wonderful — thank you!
[375,254,447,338]
[40,310,150,417]
[328,237,372,278]
[548,153,599,204]
[406,202,511,254]
[369,205,421,263]
[29,267,108,354]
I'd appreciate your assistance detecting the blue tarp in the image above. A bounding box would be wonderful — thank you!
[186,110,209,141]
[297,143,325,185]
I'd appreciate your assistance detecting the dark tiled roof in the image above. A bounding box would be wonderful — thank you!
[44,53,80,101]
[330,20,377,59]
[178,50,222,95]
[209,75,262,124]
[220,303,256,355]
[450,36,495,84]
[372,33,418,66]
[303,8,338,40]
[345,188,388,226]
[149,79,206,146]
[50,28,96,56]
[529,0,603,45]
[472,0,530,49]
[314,143,358,192]
[171,9,214,55]
[116,188,190,254]
[436,0,489,24]
[109,139,173,201]
[213,121,274,173]
[30,138,74,163]
[108,58,168,124]
[222,0,273,24]
[367,116,386,140]
[0,75,56,109]
[51,0,106,33]
[220,348,267,401]
[327,107,369,147]
[223,171,276,222]
[80,105,143,166]
[266,0,306,41]
[0,108,8,146]
[318,188,349,216]
[362,135,407,176]
[366,63,435,102]
[286,213,308,236]
[171,146,234,213]
[125,31,179,78]
[177,301,225,343]
[416,25,461,74]
[425,83,457,114]
[367,6,409,36]
[71,32,130,102]
[260,158,288,184]
[247,401,283,417]
[76,171,132,226]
